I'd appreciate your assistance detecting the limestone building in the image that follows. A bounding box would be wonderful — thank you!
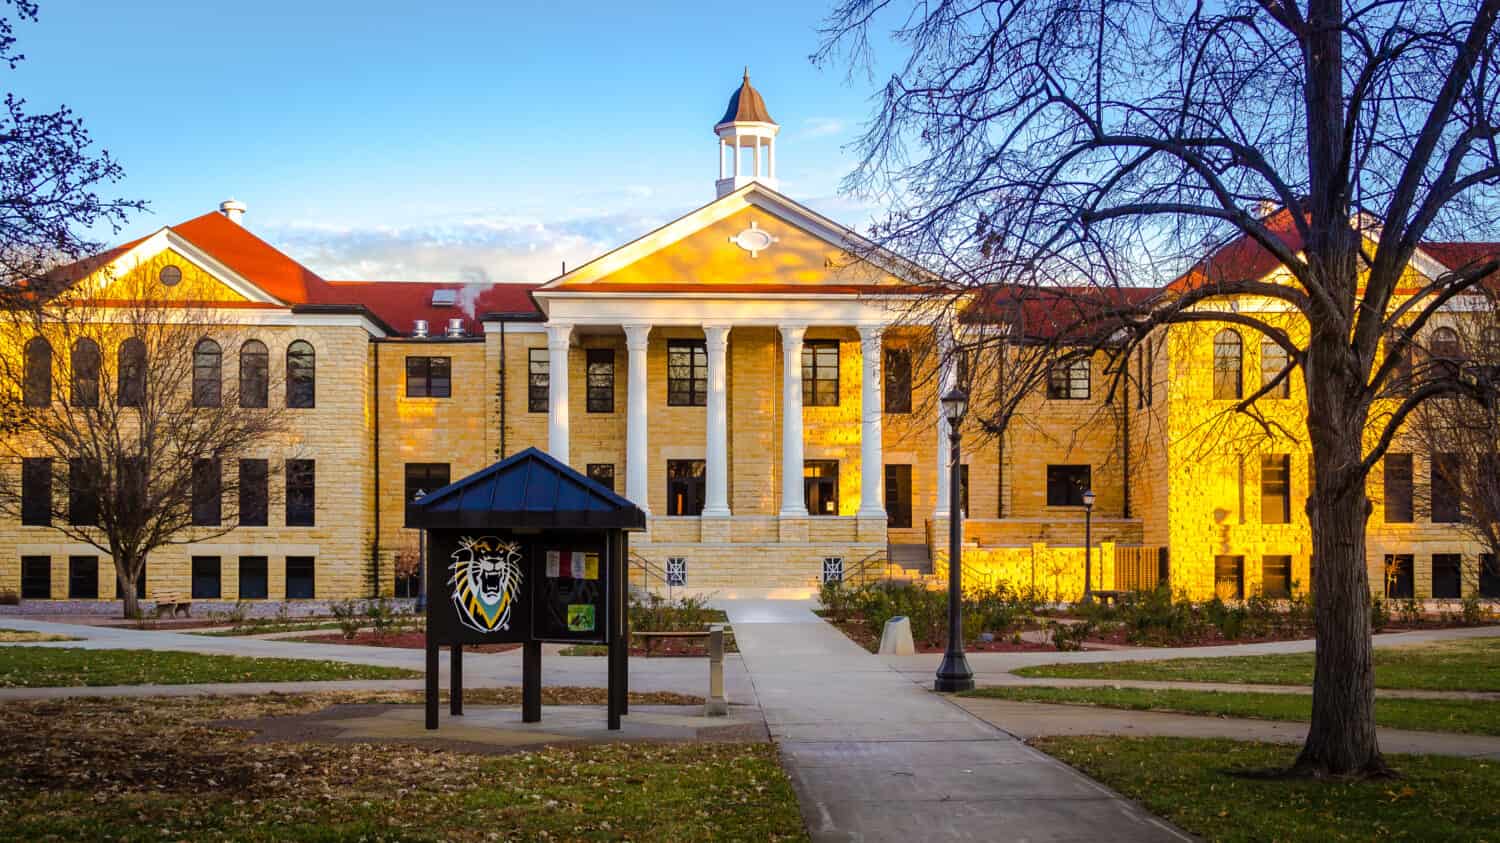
[3,74,1498,606]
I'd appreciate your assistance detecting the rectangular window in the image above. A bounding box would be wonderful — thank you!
[804,460,839,516]
[405,356,452,398]
[1384,553,1415,599]
[958,464,970,517]
[1214,555,1244,601]
[1260,454,1291,524]
[192,458,222,526]
[68,555,98,599]
[1261,555,1292,599]
[404,463,450,503]
[191,556,222,599]
[802,340,840,407]
[528,348,549,412]
[238,459,268,527]
[883,348,912,413]
[1045,465,1091,507]
[822,556,844,584]
[1432,553,1463,600]
[21,457,51,526]
[665,557,687,587]
[665,460,706,516]
[885,464,913,529]
[1432,453,1462,523]
[238,556,268,599]
[667,340,707,407]
[68,458,98,526]
[285,459,315,527]
[586,463,615,492]
[20,556,50,599]
[115,456,145,517]
[586,348,615,413]
[1482,554,1500,598]
[1047,358,1090,400]
[286,556,315,599]
[1384,453,1414,523]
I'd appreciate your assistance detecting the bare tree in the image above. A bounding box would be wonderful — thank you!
[819,0,1500,776]
[0,1,143,294]
[0,261,291,617]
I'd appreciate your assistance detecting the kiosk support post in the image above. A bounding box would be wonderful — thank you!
[450,644,464,716]
[607,531,625,730]
[621,532,630,714]
[522,640,542,723]
[424,642,440,730]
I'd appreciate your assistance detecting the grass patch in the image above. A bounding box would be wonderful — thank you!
[964,685,1500,735]
[1015,636,1500,691]
[0,629,79,643]
[195,621,349,637]
[560,644,610,657]
[0,647,418,687]
[1034,735,1500,842]
[0,693,802,841]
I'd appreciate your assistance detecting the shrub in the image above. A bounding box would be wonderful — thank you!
[1049,620,1092,651]
[1396,598,1423,627]
[1114,585,1204,645]
[630,592,722,632]
[1370,596,1390,631]
[330,600,363,640]
[1204,597,1247,640]
[1461,590,1487,626]
[818,580,855,625]
[364,597,400,638]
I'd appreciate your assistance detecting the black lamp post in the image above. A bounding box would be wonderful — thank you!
[935,386,975,693]
[1081,488,1096,603]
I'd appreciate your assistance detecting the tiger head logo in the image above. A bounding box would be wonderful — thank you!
[448,536,524,633]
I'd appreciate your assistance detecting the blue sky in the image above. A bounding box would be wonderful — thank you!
[12,1,892,282]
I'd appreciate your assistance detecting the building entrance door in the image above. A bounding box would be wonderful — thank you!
[885,464,912,529]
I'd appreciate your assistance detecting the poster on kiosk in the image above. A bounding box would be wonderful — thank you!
[426,531,611,647]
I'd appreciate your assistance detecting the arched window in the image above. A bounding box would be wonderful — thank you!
[70,338,101,408]
[1260,337,1290,399]
[1212,329,1243,399]
[23,337,51,407]
[192,339,222,408]
[239,340,268,408]
[286,340,315,408]
[117,338,146,407]
[1431,326,1464,380]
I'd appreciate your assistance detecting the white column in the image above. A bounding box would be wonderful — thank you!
[754,138,762,177]
[858,324,886,519]
[547,322,572,465]
[780,324,808,517]
[934,326,954,516]
[623,323,651,514]
[718,139,726,180]
[767,136,776,179]
[703,323,732,518]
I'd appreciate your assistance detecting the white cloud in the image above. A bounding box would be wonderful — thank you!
[262,210,668,283]
[802,117,848,138]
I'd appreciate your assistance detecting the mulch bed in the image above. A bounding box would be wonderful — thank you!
[295,630,520,654]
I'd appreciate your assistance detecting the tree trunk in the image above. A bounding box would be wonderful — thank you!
[1296,337,1391,777]
[116,555,141,620]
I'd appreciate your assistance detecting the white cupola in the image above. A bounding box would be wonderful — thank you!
[715,69,780,198]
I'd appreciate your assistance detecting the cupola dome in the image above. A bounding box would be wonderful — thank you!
[714,69,780,198]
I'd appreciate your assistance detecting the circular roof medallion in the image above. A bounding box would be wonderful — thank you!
[159,265,183,286]
[728,220,778,258]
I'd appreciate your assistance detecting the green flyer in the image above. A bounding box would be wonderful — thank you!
[567,604,596,632]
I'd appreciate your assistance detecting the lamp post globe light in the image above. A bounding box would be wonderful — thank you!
[1081,488,1096,604]
[935,386,975,693]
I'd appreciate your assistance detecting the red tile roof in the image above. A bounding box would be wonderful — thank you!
[321,280,541,336]
[962,284,1161,340]
[1423,242,1500,273]
[1167,208,1305,292]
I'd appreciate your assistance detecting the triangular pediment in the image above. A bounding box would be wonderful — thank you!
[71,227,288,307]
[539,184,927,294]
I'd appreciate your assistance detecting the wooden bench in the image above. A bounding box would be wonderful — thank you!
[632,629,719,657]
[153,592,192,618]
[1091,589,1127,607]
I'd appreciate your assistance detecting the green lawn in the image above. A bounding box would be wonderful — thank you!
[0,629,79,643]
[964,685,1500,735]
[0,694,804,842]
[0,647,418,687]
[1035,736,1500,842]
[1015,636,1500,691]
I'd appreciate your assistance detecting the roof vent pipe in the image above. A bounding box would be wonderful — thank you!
[219,198,247,225]
[412,319,429,338]
[446,318,466,338]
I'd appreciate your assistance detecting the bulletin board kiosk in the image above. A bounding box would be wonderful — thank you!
[406,447,646,731]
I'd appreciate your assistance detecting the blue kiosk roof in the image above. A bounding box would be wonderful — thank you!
[406,447,646,531]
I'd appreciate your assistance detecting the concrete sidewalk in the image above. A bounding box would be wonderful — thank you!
[975,674,1500,701]
[722,599,1187,842]
[955,696,1500,760]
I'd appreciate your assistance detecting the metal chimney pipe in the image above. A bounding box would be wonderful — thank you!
[412,319,429,338]
[446,318,466,338]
